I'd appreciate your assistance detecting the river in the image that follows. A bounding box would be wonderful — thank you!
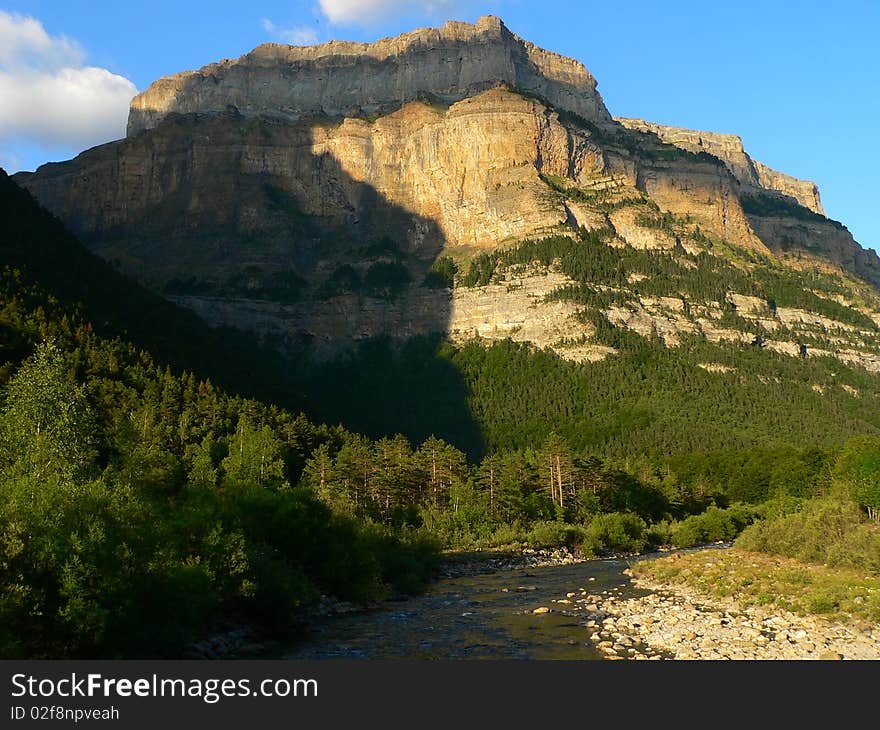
[283,554,663,660]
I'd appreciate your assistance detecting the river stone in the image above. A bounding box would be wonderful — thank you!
[532,607,551,615]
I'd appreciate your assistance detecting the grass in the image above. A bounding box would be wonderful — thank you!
[632,548,880,623]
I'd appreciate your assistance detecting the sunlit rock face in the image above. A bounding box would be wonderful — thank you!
[127,15,612,137]
[616,117,824,214]
[14,15,880,369]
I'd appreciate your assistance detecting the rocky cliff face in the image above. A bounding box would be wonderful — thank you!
[615,117,824,214]
[17,89,602,278]
[14,85,770,284]
[13,16,880,372]
[128,15,612,137]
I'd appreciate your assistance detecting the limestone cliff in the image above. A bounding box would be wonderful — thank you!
[13,16,880,373]
[15,84,770,281]
[16,89,604,280]
[128,15,612,137]
[616,117,824,214]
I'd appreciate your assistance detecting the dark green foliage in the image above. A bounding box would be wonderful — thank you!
[230,268,307,303]
[294,335,486,458]
[584,512,648,554]
[294,319,880,471]
[319,264,362,297]
[0,170,298,406]
[833,435,880,520]
[363,261,411,299]
[664,446,832,504]
[0,264,439,657]
[262,182,310,223]
[360,235,402,258]
[422,256,458,288]
[525,522,587,549]
[447,337,880,460]
[741,192,843,228]
[667,504,760,547]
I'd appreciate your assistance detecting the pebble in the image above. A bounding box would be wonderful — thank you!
[552,577,880,661]
[439,547,584,579]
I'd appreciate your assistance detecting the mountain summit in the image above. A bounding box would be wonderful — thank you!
[127,16,611,136]
[13,16,880,381]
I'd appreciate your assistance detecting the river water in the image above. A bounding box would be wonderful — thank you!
[284,555,660,660]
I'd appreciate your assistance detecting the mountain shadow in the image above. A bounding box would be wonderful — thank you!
[11,110,486,457]
[0,168,301,405]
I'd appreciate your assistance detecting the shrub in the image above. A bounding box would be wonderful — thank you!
[422,256,458,289]
[526,521,586,549]
[645,520,674,548]
[584,512,647,554]
[472,524,527,549]
[736,497,880,573]
[669,504,759,547]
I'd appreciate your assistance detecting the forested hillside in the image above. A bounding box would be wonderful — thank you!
[0,172,440,658]
[5,170,880,660]
[0,170,297,406]
[296,227,880,459]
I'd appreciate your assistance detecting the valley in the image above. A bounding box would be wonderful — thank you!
[2,14,880,662]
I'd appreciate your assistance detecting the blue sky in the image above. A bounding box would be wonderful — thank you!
[1,0,877,250]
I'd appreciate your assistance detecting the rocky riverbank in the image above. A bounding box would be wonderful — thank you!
[438,547,585,578]
[540,557,880,660]
[181,547,585,659]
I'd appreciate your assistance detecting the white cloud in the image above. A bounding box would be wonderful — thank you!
[262,18,320,46]
[0,11,137,154]
[0,12,84,70]
[317,0,457,25]
[0,67,137,149]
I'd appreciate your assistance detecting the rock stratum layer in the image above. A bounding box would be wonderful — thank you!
[13,15,880,374]
[128,15,611,137]
[616,117,824,214]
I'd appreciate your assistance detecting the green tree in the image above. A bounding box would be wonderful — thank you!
[416,436,468,509]
[540,432,574,515]
[330,434,375,514]
[222,416,286,489]
[422,256,458,288]
[187,432,220,489]
[834,435,880,521]
[0,341,93,480]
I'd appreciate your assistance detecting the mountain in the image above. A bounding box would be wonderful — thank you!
[12,16,880,458]
[0,168,295,405]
